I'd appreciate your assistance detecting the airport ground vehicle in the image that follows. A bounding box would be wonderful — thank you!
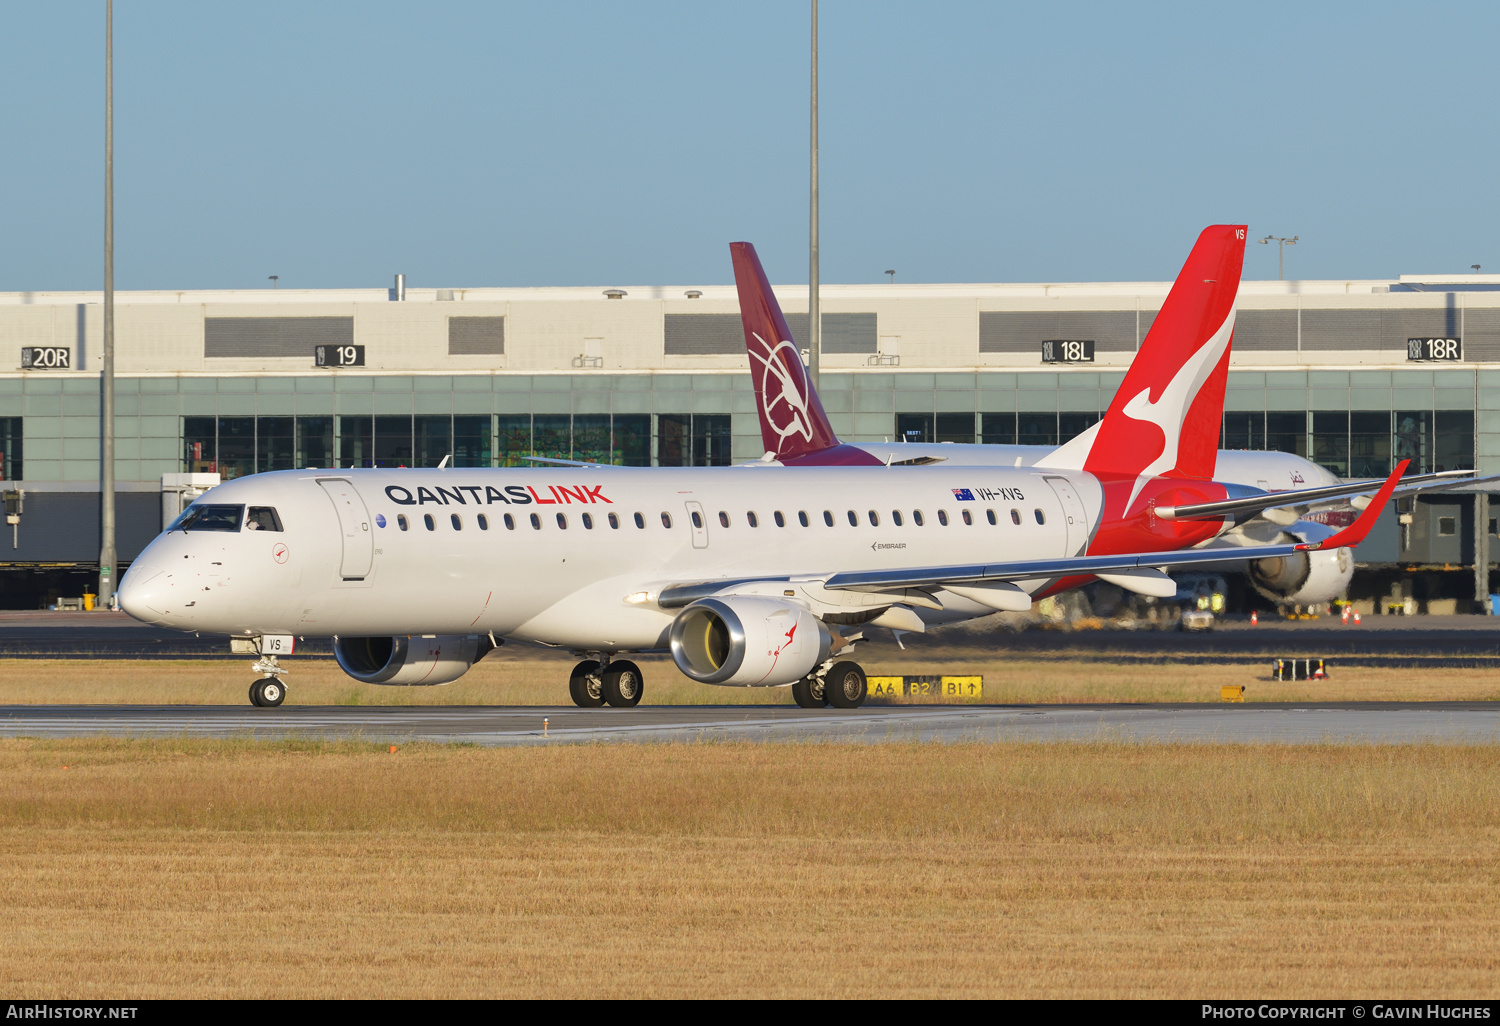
[118,226,1434,707]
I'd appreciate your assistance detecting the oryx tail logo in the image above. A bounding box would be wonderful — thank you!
[748,331,813,445]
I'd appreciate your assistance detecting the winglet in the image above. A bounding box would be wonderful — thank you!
[1297,460,1410,551]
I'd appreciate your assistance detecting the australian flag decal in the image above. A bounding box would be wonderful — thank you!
[952,488,975,501]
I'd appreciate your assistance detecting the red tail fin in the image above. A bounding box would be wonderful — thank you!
[1081,225,1246,511]
[730,242,842,460]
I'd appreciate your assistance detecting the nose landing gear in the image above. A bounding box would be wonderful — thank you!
[249,653,288,707]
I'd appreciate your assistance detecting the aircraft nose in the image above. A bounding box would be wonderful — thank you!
[118,563,165,623]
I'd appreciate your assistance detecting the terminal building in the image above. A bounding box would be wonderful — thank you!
[2,272,1497,611]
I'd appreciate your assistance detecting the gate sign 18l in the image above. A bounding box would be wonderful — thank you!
[1041,339,1094,364]
[1408,337,1462,361]
[21,347,70,369]
[315,344,365,367]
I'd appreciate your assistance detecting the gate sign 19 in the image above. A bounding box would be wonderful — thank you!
[1408,337,1462,361]
[1041,339,1094,364]
[21,347,71,369]
[315,344,365,367]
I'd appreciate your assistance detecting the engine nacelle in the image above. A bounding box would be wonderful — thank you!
[669,596,831,687]
[1247,521,1354,607]
[334,634,489,686]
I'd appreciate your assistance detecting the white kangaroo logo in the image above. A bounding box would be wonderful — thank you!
[1121,308,1236,512]
[748,331,813,445]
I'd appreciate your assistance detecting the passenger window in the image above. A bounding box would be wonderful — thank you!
[608,513,620,529]
[986,509,997,526]
[634,512,646,529]
[1010,509,1022,525]
[868,510,879,526]
[774,511,786,527]
[582,513,594,530]
[747,511,759,528]
[245,506,283,532]
[450,514,462,530]
[661,512,672,529]
[424,514,435,531]
[504,513,515,530]
[913,510,925,526]
[962,509,972,526]
[397,514,409,532]
[530,513,542,530]
[1034,509,1046,525]
[847,511,858,526]
[798,511,809,527]
[937,510,949,526]
[718,511,730,528]
[477,514,489,531]
[691,511,703,529]
[823,510,834,527]
[557,513,568,529]
[892,510,903,526]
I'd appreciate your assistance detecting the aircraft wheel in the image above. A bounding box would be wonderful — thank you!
[568,660,605,708]
[791,675,827,708]
[602,660,643,708]
[824,661,867,709]
[251,678,286,708]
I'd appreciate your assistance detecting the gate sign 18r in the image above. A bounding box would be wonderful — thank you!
[1041,339,1094,364]
[21,347,70,369]
[1408,337,1462,361]
[315,344,365,367]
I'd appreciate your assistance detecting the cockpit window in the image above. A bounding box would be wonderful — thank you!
[245,507,283,532]
[170,504,245,532]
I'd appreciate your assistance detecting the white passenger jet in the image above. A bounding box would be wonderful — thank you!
[120,226,1428,708]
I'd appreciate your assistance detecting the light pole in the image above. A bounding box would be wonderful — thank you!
[269,275,279,289]
[98,0,116,610]
[808,0,819,387]
[1472,265,1481,274]
[1259,235,1298,281]
[885,269,895,283]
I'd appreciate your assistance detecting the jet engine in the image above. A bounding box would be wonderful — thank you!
[669,596,831,687]
[333,634,492,686]
[1246,521,1354,607]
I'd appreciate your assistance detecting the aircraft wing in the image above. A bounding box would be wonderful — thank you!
[825,459,1407,593]
[1156,463,1488,521]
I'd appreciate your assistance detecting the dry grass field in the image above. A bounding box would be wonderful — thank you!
[4,654,1500,705]
[0,738,1496,998]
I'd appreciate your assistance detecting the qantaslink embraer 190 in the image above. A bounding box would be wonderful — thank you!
[119,225,1450,709]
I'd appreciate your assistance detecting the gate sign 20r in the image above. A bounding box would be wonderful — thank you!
[21,347,70,369]
[1408,337,1462,361]
[315,344,365,367]
[1041,339,1095,363]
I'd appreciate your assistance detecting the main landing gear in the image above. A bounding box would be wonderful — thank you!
[792,660,868,709]
[249,654,288,707]
[569,657,644,708]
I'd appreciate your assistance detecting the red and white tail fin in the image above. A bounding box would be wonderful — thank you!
[1043,224,1246,511]
[730,242,844,461]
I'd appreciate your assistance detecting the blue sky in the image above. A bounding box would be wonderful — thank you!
[1,1,1495,290]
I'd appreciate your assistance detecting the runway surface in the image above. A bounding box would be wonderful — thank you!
[3,703,1498,746]
[7,610,1500,666]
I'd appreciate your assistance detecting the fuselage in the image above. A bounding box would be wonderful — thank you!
[120,463,1171,648]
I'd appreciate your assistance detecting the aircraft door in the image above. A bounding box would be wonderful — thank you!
[317,478,375,579]
[684,500,709,549]
[1044,476,1090,556]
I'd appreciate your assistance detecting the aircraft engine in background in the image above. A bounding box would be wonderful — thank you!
[1245,519,1356,607]
[669,596,832,687]
[333,634,493,686]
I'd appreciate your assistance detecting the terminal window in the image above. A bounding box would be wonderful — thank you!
[0,418,20,481]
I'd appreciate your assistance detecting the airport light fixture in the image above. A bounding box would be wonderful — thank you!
[269,275,279,289]
[98,0,117,611]
[885,269,895,283]
[1473,265,1482,273]
[1258,235,1298,281]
